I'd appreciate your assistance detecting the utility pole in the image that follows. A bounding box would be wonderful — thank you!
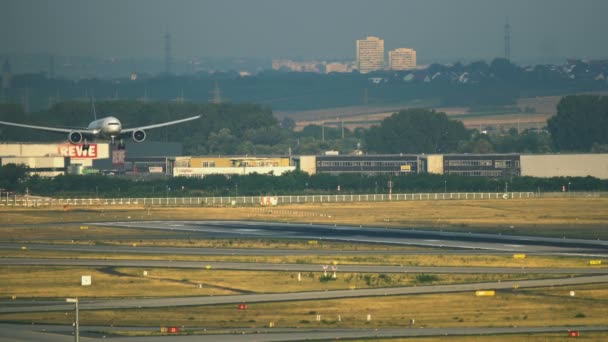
[164,32,172,74]
[66,298,79,342]
[321,123,325,142]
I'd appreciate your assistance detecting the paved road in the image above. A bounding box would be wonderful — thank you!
[2,241,607,257]
[2,274,608,314]
[2,257,606,275]
[1,323,607,341]
[88,220,608,255]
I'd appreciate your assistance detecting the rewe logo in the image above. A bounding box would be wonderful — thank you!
[58,144,98,158]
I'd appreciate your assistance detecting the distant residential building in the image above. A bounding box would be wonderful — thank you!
[325,62,355,73]
[356,36,385,73]
[388,48,417,70]
[272,59,321,73]
[272,60,354,74]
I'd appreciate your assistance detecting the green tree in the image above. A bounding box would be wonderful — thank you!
[364,109,469,153]
[207,128,238,154]
[548,95,608,151]
[0,163,29,190]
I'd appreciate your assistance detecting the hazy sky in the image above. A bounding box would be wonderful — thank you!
[2,0,608,63]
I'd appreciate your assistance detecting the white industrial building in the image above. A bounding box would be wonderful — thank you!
[521,154,608,179]
[0,142,110,176]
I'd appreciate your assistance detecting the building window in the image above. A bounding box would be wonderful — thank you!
[446,160,493,167]
[494,160,512,169]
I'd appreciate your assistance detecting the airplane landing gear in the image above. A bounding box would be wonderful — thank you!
[82,139,90,152]
[118,139,126,150]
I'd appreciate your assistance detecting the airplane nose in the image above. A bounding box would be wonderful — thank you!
[110,123,122,133]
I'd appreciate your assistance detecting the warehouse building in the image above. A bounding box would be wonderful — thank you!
[520,154,608,179]
[294,153,608,179]
[173,156,294,177]
[425,154,521,178]
[295,154,421,175]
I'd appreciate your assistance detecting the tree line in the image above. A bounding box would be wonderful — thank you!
[1,94,607,156]
[2,164,607,198]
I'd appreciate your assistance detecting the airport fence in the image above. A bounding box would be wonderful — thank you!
[0,191,543,208]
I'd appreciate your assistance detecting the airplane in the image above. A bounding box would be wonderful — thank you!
[0,105,200,150]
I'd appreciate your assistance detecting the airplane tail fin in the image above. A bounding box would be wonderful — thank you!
[91,97,97,120]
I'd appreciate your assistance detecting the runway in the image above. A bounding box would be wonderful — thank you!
[88,220,608,255]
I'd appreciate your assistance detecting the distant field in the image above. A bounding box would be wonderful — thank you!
[286,94,572,132]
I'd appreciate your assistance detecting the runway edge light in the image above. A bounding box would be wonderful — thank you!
[475,290,496,297]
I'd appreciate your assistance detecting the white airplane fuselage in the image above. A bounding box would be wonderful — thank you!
[87,116,122,139]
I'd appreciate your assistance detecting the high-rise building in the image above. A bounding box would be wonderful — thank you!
[356,36,384,73]
[388,48,417,70]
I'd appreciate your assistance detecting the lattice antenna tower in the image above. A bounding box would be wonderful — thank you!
[504,17,511,60]
[164,32,172,74]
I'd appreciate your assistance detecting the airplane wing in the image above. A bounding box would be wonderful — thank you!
[121,115,201,133]
[0,120,97,134]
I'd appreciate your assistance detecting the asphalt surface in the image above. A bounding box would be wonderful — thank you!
[88,220,608,255]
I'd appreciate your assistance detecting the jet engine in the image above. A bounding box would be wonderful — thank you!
[68,131,83,144]
[132,129,146,143]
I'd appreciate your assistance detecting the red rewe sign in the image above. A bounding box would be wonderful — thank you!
[58,144,98,158]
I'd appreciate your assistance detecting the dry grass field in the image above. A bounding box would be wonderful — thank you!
[3,284,607,329]
[2,248,603,269]
[1,197,607,238]
[0,266,559,299]
[1,197,607,336]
